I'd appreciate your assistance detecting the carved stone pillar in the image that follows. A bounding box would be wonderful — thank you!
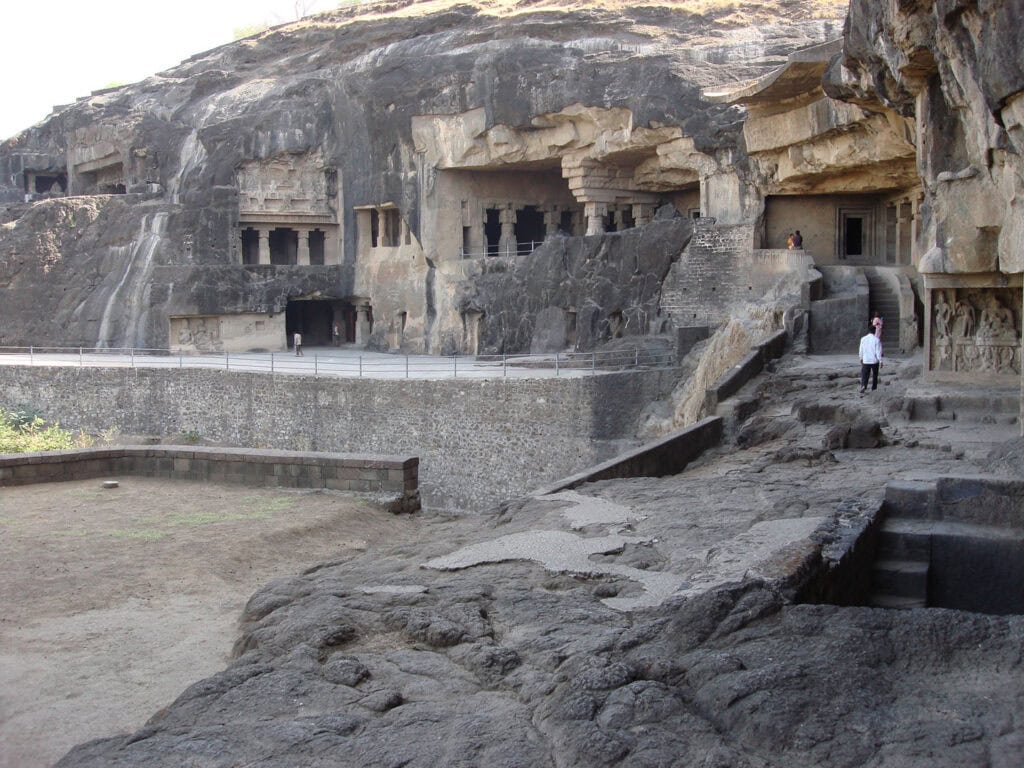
[544,207,560,237]
[297,229,310,266]
[585,202,607,235]
[499,206,516,256]
[633,203,655,227]
[258,229,271,265]
[355,304,371,346]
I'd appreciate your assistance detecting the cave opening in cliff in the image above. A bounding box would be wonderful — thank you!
[241,228,259,264]
[286,299,335,346]
[484,208,501,255]
[560,210,575,235]
[23,171,66,195]
[270,228,298,265]
[514,205,545,251]
[308,229,325,265]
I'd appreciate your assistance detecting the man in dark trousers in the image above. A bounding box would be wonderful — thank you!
[858,322,882,393]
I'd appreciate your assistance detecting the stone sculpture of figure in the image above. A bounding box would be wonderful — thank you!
[178,321,193,346]
[954,298,975,339]
[933,291,952,340]
[193,319,211,348]
[978,296,1015,342]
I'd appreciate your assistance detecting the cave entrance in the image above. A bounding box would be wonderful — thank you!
[241,228,259,265]
[514,205,546,252]
[285,300,336,347]
[270,228,298,265]
[484,208,501,256]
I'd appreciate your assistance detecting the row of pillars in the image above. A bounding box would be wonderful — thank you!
[249,227,329,266]
[583,202,658,235]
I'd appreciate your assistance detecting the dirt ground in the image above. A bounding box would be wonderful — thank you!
[0,478,421,768]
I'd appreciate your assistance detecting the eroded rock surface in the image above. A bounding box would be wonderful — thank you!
[57,355,1024,767]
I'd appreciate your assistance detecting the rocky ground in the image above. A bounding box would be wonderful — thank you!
[46,352,1024,767]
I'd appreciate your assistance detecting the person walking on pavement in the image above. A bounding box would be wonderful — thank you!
[858,322,883,393]
[294,331,303,356]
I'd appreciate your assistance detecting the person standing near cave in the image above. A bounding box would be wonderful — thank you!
[294,331,303,356]
[792,230,803,248]
[786,232,795,249]
[859,322,883,393]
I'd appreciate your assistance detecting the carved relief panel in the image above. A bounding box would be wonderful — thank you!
[930,287,1021,376]
[237,153,335,218]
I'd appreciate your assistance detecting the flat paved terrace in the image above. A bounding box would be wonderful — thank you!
[0,346,672,380]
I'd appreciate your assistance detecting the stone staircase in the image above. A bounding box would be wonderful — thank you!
[868,517,930,609]
[863,267,901,352]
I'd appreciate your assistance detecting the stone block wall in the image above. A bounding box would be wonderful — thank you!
[660,223,812,327]
[0,446,420,512]
[0,366,679,512]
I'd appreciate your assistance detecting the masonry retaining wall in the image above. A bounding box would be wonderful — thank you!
[0,446,420,512]
[535,415,723,494]
[0,366,680,512]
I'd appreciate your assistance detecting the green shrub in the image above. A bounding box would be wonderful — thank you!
[0,408,94,454]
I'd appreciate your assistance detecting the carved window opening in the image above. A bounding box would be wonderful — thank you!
[484,208,501,256]
[620,207,636,230]
[514,205,545,252]
[308,229,326,265]
[566,310,578,350]
[559,210,575,235]
[241,228,260,265]
[269,228,298,265]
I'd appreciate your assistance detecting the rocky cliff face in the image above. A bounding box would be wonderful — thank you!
[828,0,1024,274]
[0,0,847,350]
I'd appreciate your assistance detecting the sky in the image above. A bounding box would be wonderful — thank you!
[0,0,336,140]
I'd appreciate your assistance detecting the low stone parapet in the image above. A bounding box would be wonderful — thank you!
[0,446,420,513]
[534,416,723,494]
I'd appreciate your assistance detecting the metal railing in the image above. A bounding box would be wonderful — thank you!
[459,241,545,259]
[0,345,676,380]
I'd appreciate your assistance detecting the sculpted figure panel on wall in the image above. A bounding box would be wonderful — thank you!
[931,288,1020,375]
[172,316,223,353]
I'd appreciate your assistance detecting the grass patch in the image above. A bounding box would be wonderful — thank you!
[108,529,166,541]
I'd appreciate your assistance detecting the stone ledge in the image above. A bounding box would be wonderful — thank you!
[534,416,724,495]
[0,445,421,513]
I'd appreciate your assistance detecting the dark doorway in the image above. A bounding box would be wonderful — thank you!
[844,217,864,257]
[485,208,501,256]
[241,228,259,265]
[270,228,298,265]
[605,210,618,233]
[560,210,575,235]
[621,207,635,230]
[285,300,334,346]
[514,205,545,252]
[309,229,325,265]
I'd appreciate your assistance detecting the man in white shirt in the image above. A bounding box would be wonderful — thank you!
[858,323,883,393]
